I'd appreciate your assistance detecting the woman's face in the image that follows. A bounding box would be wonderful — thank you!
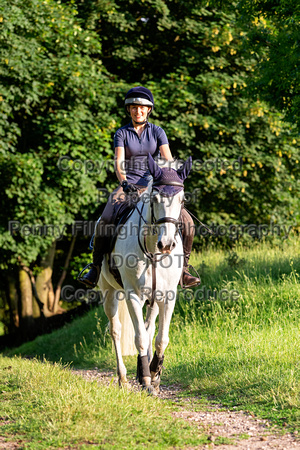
[129,105,150,124]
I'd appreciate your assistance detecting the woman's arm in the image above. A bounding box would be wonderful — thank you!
[114,146,127,183]
[159,144,173,161]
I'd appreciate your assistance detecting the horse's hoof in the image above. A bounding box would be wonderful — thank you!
[151,375,161,389]
[118,377,128,387]
[151,383,160,394]
[142,384,157,396]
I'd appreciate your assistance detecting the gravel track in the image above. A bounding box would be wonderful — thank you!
[73,369,300,450]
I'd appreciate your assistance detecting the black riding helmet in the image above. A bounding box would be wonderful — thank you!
[124,86,154,123]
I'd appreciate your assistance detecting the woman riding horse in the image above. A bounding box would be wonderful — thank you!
[79,86,200,289]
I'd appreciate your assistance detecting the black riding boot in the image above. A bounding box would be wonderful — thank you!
[180,209,201,288]
[78,219,111,288]
[80,253,104,288]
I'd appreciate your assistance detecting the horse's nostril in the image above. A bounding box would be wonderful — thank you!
[171,241,176,250]
[157,241,163,250]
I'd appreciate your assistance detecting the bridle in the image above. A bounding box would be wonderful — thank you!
[136,180,184,247]
[135,179,184,307]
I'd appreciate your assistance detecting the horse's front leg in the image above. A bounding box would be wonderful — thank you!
[102,279,127,386]
[150,295,176,392]
[145,301,159,363]
[125,291,154,392]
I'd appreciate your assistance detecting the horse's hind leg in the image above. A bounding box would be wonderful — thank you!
[102,279,127,385]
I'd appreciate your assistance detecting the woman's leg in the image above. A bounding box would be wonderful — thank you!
[79,185,145,287]
[180,208,201,288]
[80,185,126,287]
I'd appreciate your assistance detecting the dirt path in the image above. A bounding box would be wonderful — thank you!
[0,420,23,449]
[73,369,300,449]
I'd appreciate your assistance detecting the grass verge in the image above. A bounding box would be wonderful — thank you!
[0,356,208,449]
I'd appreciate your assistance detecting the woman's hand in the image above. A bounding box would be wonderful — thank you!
[121,180,137,193]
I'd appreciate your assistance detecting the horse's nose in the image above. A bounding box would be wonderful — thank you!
[157,241,176,253]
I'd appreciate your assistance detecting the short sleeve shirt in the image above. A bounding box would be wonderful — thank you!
[114,122,169,186]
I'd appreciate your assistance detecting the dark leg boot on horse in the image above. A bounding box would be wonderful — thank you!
[150,351,164,392]
[137,354,148,385]
[180,208,201,288]
[137,354,155,394]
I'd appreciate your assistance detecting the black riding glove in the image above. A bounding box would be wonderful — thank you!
[121,180,138,194]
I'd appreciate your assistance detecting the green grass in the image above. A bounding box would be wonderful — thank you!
[2,238,300,446]
[167,239,300,430]
[0,356,208,449]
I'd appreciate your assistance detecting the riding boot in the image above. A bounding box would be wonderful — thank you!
[80,252,104,288]
[180,208,201,288]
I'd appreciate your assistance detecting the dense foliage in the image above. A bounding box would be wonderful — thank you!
[77,0,300,225]
[236,0,300,126]
[0,0,118,267]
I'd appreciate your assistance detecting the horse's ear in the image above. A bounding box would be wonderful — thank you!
[177,156,192,180]
[148,154,162,179]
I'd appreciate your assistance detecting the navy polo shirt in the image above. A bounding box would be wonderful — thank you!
[114,122,169,186]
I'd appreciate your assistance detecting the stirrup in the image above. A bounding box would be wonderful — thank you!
[180,264,201,289]
[77,263,100,288]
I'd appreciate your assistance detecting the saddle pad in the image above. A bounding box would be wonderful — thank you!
[107,205,135,287]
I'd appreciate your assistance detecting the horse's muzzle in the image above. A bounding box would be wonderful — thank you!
[157,240,176,254]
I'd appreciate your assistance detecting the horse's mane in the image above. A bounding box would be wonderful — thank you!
[145,178,153,195]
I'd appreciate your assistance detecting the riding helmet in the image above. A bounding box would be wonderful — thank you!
[124,86,154,117]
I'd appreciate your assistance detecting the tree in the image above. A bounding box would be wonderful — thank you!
[235,0,300,127]
[1,0,299,339]
[0,0,119,334]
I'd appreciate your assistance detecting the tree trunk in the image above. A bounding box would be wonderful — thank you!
[118,300,136,356]
[19,267,34,339]
[7,275,19,331]
[53,236,76,313]
[35,242,56,315]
